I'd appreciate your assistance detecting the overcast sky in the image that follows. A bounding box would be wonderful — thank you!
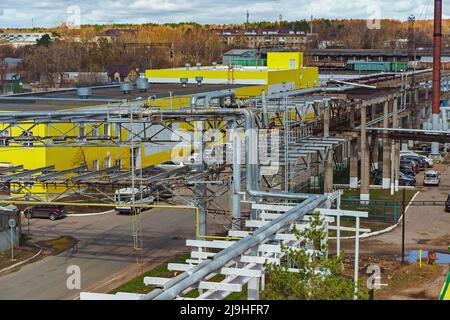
[0,0,447,28]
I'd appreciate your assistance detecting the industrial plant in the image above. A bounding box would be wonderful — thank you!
[0,0,449,304]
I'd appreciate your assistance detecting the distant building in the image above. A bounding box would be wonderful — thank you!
[0,32,52,47]
[223,49,259,65]
[216,28,315,49]
[108,65,138,83]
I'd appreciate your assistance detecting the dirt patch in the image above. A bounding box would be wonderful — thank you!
[0,242,41,272]
[36,236,78,256]
[343,254,448,300]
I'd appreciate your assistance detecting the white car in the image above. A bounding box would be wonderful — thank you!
[155,160,186,171]
[400,151,433,167]
[423,170,440,186]
[114,187,155,214]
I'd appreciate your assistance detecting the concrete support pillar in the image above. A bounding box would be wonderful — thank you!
[360,104,370,201]
[382,100,391,189]
[323,101,330,138]
[392,97,400,192]
[371,133,379,169]
[371,103,377,121]
[323,101,334,195]
[247,277,260,300]
[324,148,334,195]
[349,139,359,189]
[350,104,356,129]
[194,121,207,237]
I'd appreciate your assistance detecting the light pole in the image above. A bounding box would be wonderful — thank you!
[8,218,16,262]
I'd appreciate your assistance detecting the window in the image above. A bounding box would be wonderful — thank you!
[115,159,122,168]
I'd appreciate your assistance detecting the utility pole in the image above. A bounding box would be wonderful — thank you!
[401,184,406,264]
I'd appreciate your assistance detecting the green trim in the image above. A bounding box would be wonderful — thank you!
[439,271,450,301]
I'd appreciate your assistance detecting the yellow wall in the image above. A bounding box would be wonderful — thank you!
[300,67,319,88]
[267,52,303,70]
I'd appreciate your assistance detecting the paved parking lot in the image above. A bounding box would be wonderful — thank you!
[358,161,450,255]
[0,207,226,300]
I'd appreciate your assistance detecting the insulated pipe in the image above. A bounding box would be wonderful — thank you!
[0,96,122,103]
[144,194,327,300]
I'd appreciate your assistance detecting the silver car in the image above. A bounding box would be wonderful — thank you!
[423,170,440,186]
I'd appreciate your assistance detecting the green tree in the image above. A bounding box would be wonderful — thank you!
[262,212,369,300]
[36,34,52,47]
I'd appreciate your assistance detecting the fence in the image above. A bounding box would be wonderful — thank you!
[341,198,401,224]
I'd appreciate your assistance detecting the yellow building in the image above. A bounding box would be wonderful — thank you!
[146,52,319,97]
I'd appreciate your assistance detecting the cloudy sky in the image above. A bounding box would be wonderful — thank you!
[0,0,447,28]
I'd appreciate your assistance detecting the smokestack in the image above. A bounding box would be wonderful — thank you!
[431,0,443,158]
[432,0,442,116]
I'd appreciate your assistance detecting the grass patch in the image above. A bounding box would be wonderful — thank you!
[343,188,417,203]
[335,189,419,232]
[0,244,39,271]
[110,255,189,295]
[37,236,77,255]
[110,255,249,299]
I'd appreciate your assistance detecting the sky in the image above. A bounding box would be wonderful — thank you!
[0,0,447,28]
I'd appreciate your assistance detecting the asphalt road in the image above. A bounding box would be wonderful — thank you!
[0,207,226,300]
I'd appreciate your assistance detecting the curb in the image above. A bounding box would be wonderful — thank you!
[0,246,43,274]
[66,209,116,217]
[329,191,421,241]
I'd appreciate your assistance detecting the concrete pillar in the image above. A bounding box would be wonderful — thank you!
[194,121,207,237]
[360,104,370,201]
[350,104,356,129]
[323,101,330,138]
[349,139,359,188]
[247,277,260,300]
[371,103,377,121]
[371,133,379,169]
[392,97,400,192]
[323,101,334,195]
[324,148,334,195]
[382,100,391,189]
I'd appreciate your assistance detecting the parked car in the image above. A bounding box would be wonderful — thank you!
[23,205,66,221]
[400,151,434,167]
[399,172,416,186]
[445,194,450,212]
[400,155,427,170]
[400,169,416,178]
[423,170,441,186]
[400,160,419,173]
[155,160,186,171]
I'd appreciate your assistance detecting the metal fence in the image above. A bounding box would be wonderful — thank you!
[341,198,401,224]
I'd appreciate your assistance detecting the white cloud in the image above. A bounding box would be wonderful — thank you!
[0,0,442,28]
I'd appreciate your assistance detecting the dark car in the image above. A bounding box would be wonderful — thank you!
[400,160,419,173]
[400,169,416,178]
[399,172,416,186]
[446,195,450,212]
[23,205,66,221]
[400,155,427,170]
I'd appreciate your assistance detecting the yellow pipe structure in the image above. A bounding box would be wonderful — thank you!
[0,200,239,241]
